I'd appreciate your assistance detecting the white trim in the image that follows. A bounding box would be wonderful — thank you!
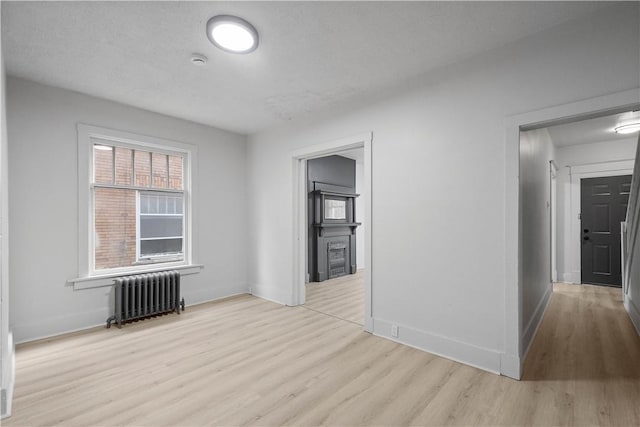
[13,309,109,345]
[624,296,640,336]
[521,282,553,362]
[13,292,249,346]
[499,353,521,380]
[68,263,203,290]
[0,332,14,419]
[372,318,501,375]
[291,132,373,332]
[250,286,291,306]
[550,161,558,283]
[77,123,198,282]
[185,292,250,308]
[504,87,640,380]
[566,162,634,284]
[622,221,628,295]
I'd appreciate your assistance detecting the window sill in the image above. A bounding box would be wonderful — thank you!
[68,264,204,290]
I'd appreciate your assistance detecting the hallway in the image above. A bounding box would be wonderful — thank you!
[520,283,640,425]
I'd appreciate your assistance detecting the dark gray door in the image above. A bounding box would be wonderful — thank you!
[580,175,632,287]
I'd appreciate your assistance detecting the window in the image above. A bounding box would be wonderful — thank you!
[77,124,194,279]
[92,143,186,271]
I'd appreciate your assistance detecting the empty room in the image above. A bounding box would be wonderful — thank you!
[1,2,639,426]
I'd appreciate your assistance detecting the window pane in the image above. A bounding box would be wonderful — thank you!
[94,145,113,184]
[168,155,183,190]
[140,238,183,258]
[134,151,151,187]
[152,152,168,189]
[140,217,183,239]
[115,147,133,186]
[94,187,136,270]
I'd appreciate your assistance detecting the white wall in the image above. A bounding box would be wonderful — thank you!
[623,136,640,336]
[247,4,640,374]
[555,138,637,283]
[355,161,365,269]
[1,34,14,418]
[519,129,555,355]
[6,77,249,343]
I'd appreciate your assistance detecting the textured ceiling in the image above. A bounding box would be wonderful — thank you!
[2,1,609,134]
[547,110,640,147]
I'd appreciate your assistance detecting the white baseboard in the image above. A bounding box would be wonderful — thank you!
[364,316,373,333]
[182,283,249,305]
[624,296,640,336]
[249,285,288,306]
[372,318,501,375]
[500,353,521,380]
[1,331,15,419]
[13,307,111,345]
[13,283,251,344]
[186,292,250,308]
[562,271,580,284]
[521,283,553,363]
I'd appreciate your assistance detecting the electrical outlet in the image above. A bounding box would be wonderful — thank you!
[391,324,399,338]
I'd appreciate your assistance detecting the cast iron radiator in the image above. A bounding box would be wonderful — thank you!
[106,270,185,328]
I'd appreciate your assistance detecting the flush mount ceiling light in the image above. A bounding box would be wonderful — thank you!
[206,15,259,54]
[614,122,640,134]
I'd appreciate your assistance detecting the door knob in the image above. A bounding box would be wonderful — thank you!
[583,229,589,233]
[583,236,590,241]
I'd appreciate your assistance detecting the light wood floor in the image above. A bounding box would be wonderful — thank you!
[5,283,640,426]
[304,270,364,325]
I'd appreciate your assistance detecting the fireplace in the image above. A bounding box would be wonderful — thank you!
[308,188,360,282]
[307,155,361,282]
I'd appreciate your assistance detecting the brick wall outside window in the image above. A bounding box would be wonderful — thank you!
[94,187,136,270]
[92,145,184,271]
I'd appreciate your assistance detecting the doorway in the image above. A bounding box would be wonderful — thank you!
[505,88,640,379]
[304,150,365,325]
[580,174,632,287]
[291,132,373,332]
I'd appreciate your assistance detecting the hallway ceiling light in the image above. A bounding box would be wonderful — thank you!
[206,15,258,54]
[614,122,640,134]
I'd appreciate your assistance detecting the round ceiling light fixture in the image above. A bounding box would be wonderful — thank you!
[206,15,259,54]
[614,122,640,134]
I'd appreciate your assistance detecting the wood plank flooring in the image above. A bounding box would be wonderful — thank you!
[4,282,640,426]
[304,270,364,325]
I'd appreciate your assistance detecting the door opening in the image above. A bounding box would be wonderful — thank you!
[305,152,364,325]
[506,88,639,379]
[291,133,373,332]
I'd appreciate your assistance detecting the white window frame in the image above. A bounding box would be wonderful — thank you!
[72,124,200,289]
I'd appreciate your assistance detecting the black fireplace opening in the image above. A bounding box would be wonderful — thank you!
[328,241,347,279]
